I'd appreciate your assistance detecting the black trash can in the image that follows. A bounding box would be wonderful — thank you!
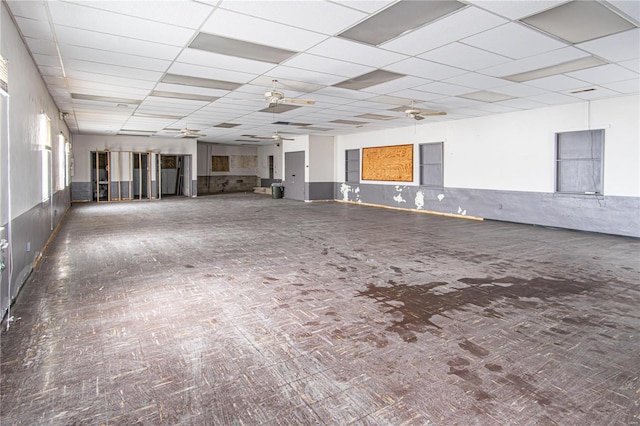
[271,183,283,199]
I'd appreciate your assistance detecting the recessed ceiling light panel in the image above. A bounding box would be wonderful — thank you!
[458,91,516,102]
[521,1,636,44]
[333,70,405,90]
[503,56,607,82]
[190,32,297,64]
[338,0,466,46]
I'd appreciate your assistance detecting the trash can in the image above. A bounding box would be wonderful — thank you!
[271,183,283,199]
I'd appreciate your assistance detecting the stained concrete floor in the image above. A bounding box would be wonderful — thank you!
[1,193,639,425]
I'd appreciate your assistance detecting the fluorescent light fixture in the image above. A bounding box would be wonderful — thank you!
[338,0,466,46]
[71,93,141,105]
[521,1,636,43]
[502,56,607,82]
[331,119,368,125]
[305,127,332,131]
[258,104,300,113]
[214,123,240,128]
[118,130,156,135]
[189,32,296,64]
[161,73,242,91]
[133,113,184,120]
[150,90,218,102]
[357,113,397,120]
[334,70,405,90]
[458,91,516,102]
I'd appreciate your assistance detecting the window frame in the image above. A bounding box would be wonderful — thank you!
[555,129,604,195]
[345,149,360,183]
[419,142,444,188]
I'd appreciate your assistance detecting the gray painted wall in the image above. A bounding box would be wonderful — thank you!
[307,182,334,201]
[334,182,640,238]
[1,189,70,319]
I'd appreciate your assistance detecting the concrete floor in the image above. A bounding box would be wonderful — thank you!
[1,193,639,425]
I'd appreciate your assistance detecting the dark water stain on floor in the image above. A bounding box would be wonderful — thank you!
[356,276,599,341]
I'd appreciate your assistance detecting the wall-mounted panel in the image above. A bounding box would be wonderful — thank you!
[362,144,413,182]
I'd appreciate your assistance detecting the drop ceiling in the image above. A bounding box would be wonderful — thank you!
[6,0,639,145]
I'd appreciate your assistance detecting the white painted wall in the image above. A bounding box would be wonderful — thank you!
[257,143,283,180]
[1,2,70,220]
[309,135,335,182]
[197,143,258,176]
[72,135,197,182]
[336,95,639,197]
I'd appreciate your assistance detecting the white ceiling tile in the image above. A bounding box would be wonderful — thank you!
[464,0,567,20]
[386,89,447,102]
[431,96,485,108]
[154,83,231,98]
[200,9,328,51]
[264,66,346,86]
[313,87,373,100]
[607,0,640,22]
[14,17,52,40]
[54,26,182,60]
[528,92,583,105]
[66,59,163,81]
[60,44,171,72]
[64,0,214,29]
[577,28,640,62]
[474,103,520,113]
[414,81,473,96]
[462,22,567,59]
[568,87,622,100]
[419,42,511,71]
[219,1,367,35]
[602,79,640,94]
[33,54,61,68]
[443,72,510,90]
[619,58,640,73]
[490,83,548,97]
[167,62,256,84]
[306,37,407,68]
[68,79,150,97]
[65,70,157,90]
[567,64,638,85]
[480,47,589,78]
[495,98,548,110]
[524,75,590,91]
[48,1,195,46]
[7,0,49,20]
[357,76,433,95]
[176,49,276,74]
[38,65,64,77]
[283,53,374,78]
[382,6,508,55]
[24,37,57,55]
[330,1,395,13]
[383,58,466,80]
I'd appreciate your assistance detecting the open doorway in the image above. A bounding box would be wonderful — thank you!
[160,154,192,197]
[91,151,109,202]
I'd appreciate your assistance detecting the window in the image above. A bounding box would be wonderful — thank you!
[419,142,443,187]
[212,156,229,172]
[345,149,359,183]
[268,155,274,179]
[556,130,604,194]
[40,114,51,202]
[56,133,66,190]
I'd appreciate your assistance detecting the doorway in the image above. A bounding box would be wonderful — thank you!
[284,151,305,201]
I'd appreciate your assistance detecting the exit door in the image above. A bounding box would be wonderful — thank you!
[284,151,305,201]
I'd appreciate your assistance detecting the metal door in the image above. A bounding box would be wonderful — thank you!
[284,151,305,201]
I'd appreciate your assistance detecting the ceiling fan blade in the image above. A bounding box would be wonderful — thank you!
[419,111,447,117]
[282,98,315,105]
[250,135,277,140]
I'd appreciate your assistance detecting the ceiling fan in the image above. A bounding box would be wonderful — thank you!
[245,80,316,107]
[404,100,446,121]
[248,131,295,142]
[161,126,205,138]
